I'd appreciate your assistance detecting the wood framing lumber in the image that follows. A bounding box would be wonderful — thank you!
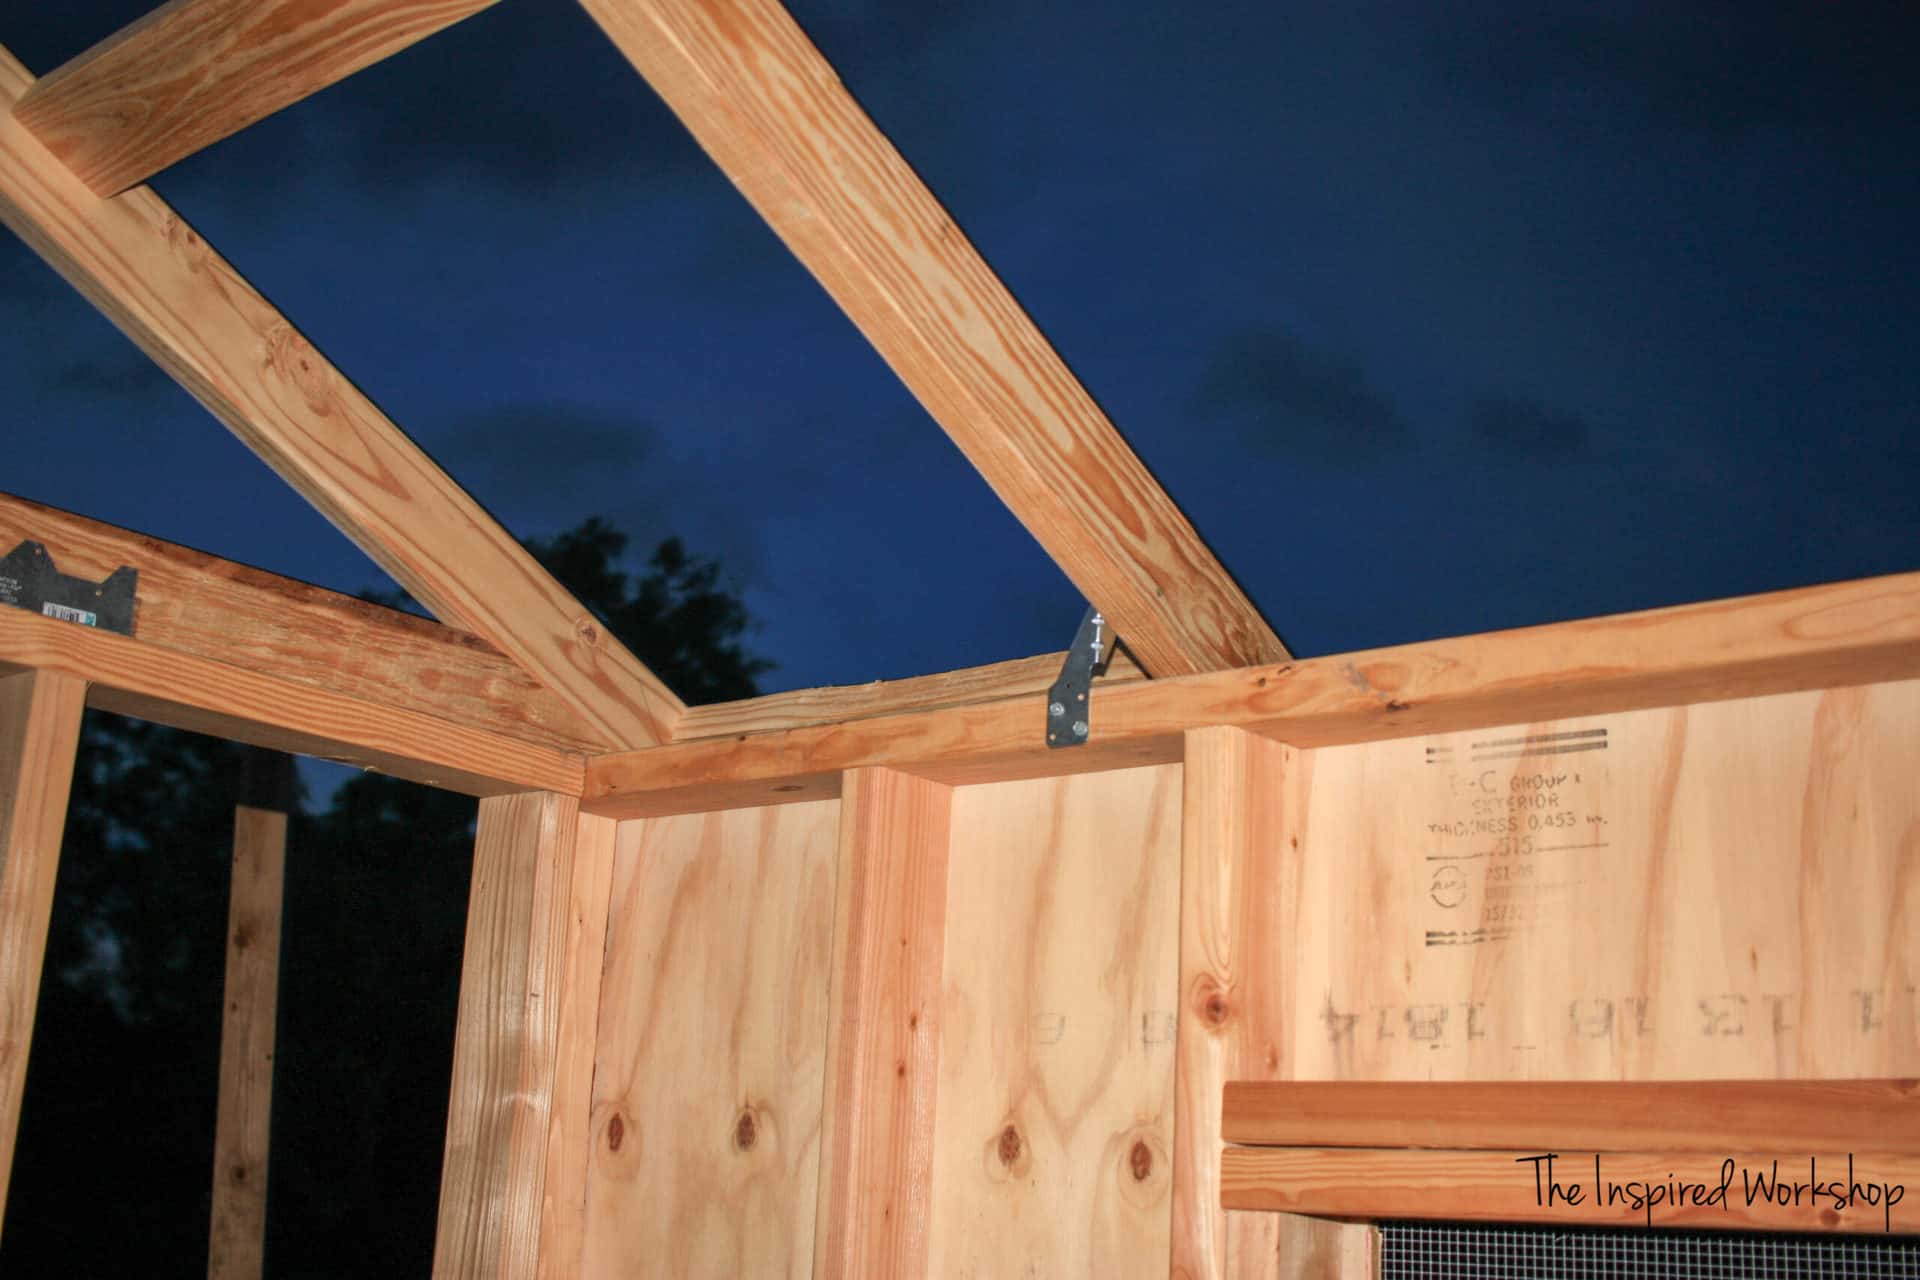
[0,606,583,797]
[813,768,953,1279]
[532,808,615,1280]
[1220,1147,1920,1234]
[577,0,1287,677]
[207,750,292,1280]
[0,493,609,755]
[583,570,1920,817]
[1223,1080,1920,1156]
[0,669,86,1235]
[12,0,502,197]
[1173,727,1294,1280]
[435,792,589,1278]
[1221,1214,1379,1280]
[675,648,1143,741]
[0,45,681,749]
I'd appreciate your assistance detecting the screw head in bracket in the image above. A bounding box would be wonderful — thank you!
[1071,720,1089,737]
[1048,701,1065,718]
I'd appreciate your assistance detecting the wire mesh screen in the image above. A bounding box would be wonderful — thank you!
[1380,1222,1920,1278]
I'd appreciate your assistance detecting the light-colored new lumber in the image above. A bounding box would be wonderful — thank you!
[1282,682,1920,1084]
[924,766,1181,1277]
[578,0,1286,678]
[1176,728,1374,1279]
[435,791,588,1278]
[0,669,86,1233]
[812,768,952,1279]
[532,808,615,1280]
[1222,1213,1380,1280]
[0,45,680,750]
[0,606,583,797]
[1220,1147,1920,1234]
[0,493,608,755]
[1212,680,1919,1235]
[13,0,501,197]
[584,570,1920,818]
[582,802,841,1275]
[675,648,1143,741]
[207,751,292,1280]
[1223,1079,1920,1155]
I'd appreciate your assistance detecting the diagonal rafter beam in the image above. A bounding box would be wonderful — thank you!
[0,45,683,748]
[578,0,1290,677]
[13,0,502,198]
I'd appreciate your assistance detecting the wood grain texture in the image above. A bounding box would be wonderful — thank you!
[813,768,952,1279]
[435,792,582,1279]
[675,648,1143,742]
[14,0,500,196]
[1221,1147,1920,1234]
[1223,1079,1920,1154]
[534,810,616,1280]
[582,801,840,1277]
[0,606,583,797]
[1176,727,1375,1280]
[924,765,1182,1278]
[577,0,1286,677]
[1281,681,1920,1086]
[1223,1213,1379,1280]
[0,45,680,749]
[0,492,608,754]
[584,570,1920,819]
[0,669,86,1232]
[207,800,288,1280]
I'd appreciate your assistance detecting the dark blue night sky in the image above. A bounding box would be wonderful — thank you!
[6,2,1918,697]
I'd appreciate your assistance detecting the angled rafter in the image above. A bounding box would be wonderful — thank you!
[0,46,682,748]
[13,0,501,197]
[578,0,1289,677]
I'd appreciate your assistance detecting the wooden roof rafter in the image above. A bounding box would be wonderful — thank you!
[13,0,505,198]
[10,0,1290,681]
[0,43,684,749]
[578,0,1291,676]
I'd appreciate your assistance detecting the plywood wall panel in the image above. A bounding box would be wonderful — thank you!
[581,801,839,1278]
[925,764,1183,1279]
[1282,680,1919,1083]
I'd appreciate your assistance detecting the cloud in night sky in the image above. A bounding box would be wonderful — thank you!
[1468,393,1596,463]
[1192,329,1409,464]
[438,404,654,506]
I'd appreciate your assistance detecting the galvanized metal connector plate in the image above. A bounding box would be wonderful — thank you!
[0,539,138,635]
[1045,605,1111,748]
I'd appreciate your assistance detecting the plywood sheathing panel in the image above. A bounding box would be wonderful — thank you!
[582,801,840,1277]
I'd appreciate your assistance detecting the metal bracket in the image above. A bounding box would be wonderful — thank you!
[0,539,138,636]
[1045,605,1112,748]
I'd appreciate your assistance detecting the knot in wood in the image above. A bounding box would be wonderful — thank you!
[606,1113,625,1152]
[734,1109,757,1152]
[1129,1140,1153,1182]
[996,1123,1022,1168]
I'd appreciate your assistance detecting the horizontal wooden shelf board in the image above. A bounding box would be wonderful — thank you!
[1223,1079,1920,1155]
[1221,1146,1920,1235]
